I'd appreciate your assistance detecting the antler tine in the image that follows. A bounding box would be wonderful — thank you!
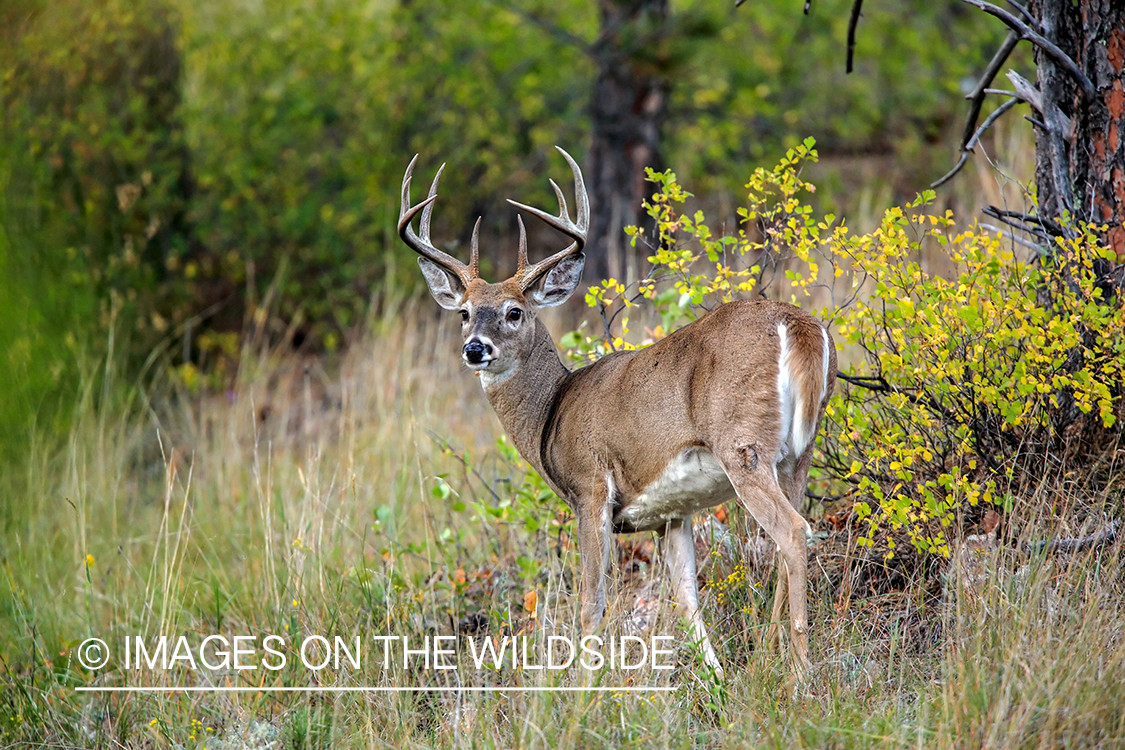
[549,179,568,228]
[398,156,476,286]
[556,146,589,230]
[507,146,589,291]
[419,163,445,242]
[516,215,528,272]
[469,217,481,277]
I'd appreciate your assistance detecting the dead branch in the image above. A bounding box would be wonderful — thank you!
[967,96,1023,150]
[982,207,1063,236]
[931,32,1021,188]
[932,97,1023,188]
[959,0,1095,100]
[981,222,1043,251]
[1003,0,1039,32]
[931,153,972,189]
[963,31,1020,143]
[846,0,864,73]
[1006,70,1044,115]
[1023,519,1119,555]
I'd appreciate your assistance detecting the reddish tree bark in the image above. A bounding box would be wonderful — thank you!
[1030,0,1125,271]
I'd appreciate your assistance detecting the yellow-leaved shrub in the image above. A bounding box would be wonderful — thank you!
[563,138,1125,557]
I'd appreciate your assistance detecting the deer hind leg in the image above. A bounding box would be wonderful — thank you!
[767,441,815,652]
[660,516,723,677]
[718,448,812,677]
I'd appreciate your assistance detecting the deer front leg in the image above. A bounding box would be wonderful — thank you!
[661,516,723,677]
[766,558,789,652]
[576,501,612,634]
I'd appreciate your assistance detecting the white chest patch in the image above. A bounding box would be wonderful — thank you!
[616,448,735,530]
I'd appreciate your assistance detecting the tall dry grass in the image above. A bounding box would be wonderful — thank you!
[2,288,1123,749]
[3,124,1124,748]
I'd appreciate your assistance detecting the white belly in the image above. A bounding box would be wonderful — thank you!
[616,448,735,530]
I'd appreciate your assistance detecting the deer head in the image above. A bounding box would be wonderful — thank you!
[398,147,589,385]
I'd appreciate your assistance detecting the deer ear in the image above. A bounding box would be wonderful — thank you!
[528,253,584,308]
[418,257,466,310]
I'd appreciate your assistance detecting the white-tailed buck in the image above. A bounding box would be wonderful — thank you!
[399,147,836,677]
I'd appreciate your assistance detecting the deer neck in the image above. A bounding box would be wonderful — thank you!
[482,318,568,475]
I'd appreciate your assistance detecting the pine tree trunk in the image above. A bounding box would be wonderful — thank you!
[1030,0,1125,274]
[1025,0,1125,436]
[587,0,669,284]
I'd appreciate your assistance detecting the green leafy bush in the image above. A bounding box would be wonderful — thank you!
[2,0,192,345]
[565,140,1124,556]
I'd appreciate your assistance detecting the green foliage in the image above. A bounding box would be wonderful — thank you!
[2,0,191,345]
[181,0,591,347]
[0,162,91,474]
[0,0,191,477]
[568,140,1125,556]
[668,0,1022,193]
[439,436,572,542]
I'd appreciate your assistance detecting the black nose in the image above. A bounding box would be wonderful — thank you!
[463,341,491,364]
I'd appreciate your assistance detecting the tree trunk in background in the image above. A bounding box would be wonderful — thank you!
[1030,0,1125,273]
[587,0,669,285]
[1025,0,1125,436]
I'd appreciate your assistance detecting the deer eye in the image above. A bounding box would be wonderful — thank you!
[507,308,522,322]
[459,309,469,323]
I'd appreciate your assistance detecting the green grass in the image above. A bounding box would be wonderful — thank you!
[1,304,1123,749]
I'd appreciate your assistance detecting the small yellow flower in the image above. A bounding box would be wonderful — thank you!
[85,554,94,567]
[292,599,299,607]
[149,719,158,727]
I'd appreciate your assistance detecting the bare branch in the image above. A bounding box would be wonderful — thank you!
[933,32,1021,188]
[982,212,1049,240]
[845,0,864,73]
[962,31,1020,143]
[982,205,1063,239]
[837,373,890,391]
[966,96,1022,150]
[958,0,1095,100]
[1007,68,1074,219]
[1003,0,1039,32]
[931,152,971,189]
[981,222,1043,251]
[1024,519,1119,555]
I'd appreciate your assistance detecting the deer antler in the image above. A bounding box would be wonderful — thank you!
[507,146,589,292]
[399,155,479,286]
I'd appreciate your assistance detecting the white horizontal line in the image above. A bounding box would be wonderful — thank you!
[75,686,675,693]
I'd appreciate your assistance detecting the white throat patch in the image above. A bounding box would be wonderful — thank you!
[479,367,516,390]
